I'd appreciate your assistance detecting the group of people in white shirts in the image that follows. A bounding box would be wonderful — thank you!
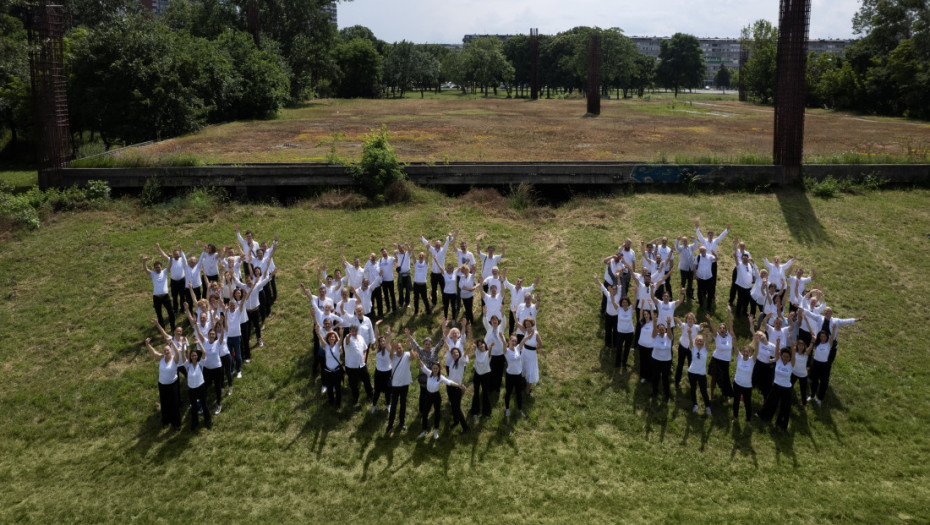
[142,225,278,431]
[599,220,865,429]
[300,231,543,439]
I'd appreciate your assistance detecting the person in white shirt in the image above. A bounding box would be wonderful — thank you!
[156,242,189,315]
[394,243,413,309]
[354,275,383,317]
[757,343,796,430]
[748,322,779,399]
[505,275,539,337]
[477,240,505,290]
[386,341,413,434]
[199,243,221,283]
[705,306,736,401]
[233,266,273,358]
[749,267,769,318]
[315,323,344,408]
[728,237,752,307]
[520,319,542,396]
[694,219,730,280]
[789,329,811,410]
[445,346,471,434]
[799,307,864,405]
[650,314,674,402]
[369,320,391,414]
[761,252,795,299]
[187,306,227,416]
[340,247,366,294]
[362,252,384,318]
[224,292,250,380]
[421,230,455,306]
[647,237,675,298]
[183,249,205,310]
[377,248,397,315]
[600,249,626,314]
[255,240,278,309]
[235,223,260,276]
[675,235,697,301]
[412,351,467,439]
[732,339,759,424]
[180,341,212,430]
[469,340,493,419]
[613,296,636,371]
[597,274,621,352]
[143,255,175,331]
[147,321,182,430]
[434,258,463,320]
[732,250,756,317]
[503,335,526,418]
[787,266,816,313]
[636,306,656,383]
[513,291,538,342]
[454,264,477,326]
[673,312,707,388]
[693,246,717,310]
[343,324,374,407]
[412,251,431,315]
[454,240,476,313]
[685,331,712,415]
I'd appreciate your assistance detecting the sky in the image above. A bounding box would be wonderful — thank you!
[337,0,861,44]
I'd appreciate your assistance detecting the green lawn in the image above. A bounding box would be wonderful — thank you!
[1,187,928,522]
[0,169,38,191]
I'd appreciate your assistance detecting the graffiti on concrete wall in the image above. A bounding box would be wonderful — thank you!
[630,165,716,183]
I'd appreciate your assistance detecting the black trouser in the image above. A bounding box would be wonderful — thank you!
[637,344,652,380]
[204,366,224,407]
[735,285,752,317]
[158,380,181,428]
[490,355,506,391]
[791,373,809,406]
[413,282,430,314]
[206,274,219,283]
[228,336,242,374]
[729,267,739,304]
[372,369,391,408]
[751,299,762,317]
[153,294,175,331]
[312,330,322,379]
[689,372,710,407]
[188,384,212,429]
[798,329,812,346]
[461,296,475,326]
[269,274,277,303]
[697,278,713,309]
[732,384,753,421]
[600,279,612,315]
[469,371,491,416]
[346,366,373,404]
[448,387,468,431]
[220,354,234,388]
[616,332,634,368]
[170,278,186,313]
[619,271,631,298]
[388,385,408,428]
[381,280,396,313]
[709,357,734,398]
[372,285,383,318]
[259,289,270,323]
[441,292,456,320]
[675,344,692,386]
[680,270,694,299]
[652,359,671,399]
[752,361,775,398]
[241,312,253,361]
[398,273,411,307]
[759,384,792,429]
[430,272,442,305]
[509,310,516,337]
[661,279,672,300]
[324,368,343,406]
[504,373,523,410]
[248,308,262,345]
[422,390,441,431]
[604,314,618,349]
[809,360,831,401]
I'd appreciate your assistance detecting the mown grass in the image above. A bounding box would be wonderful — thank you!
[1,187,929,522]
[0,170,38,191]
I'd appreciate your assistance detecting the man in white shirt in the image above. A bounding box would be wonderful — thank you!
[340,247,365,295]
[156,242,188,315]
[454,240,476,312]
[143,255,175,331]
[421,231,455,306]
[675,235,696,300]
[694,246,717,310]
[412,251,431,315]
[651,237,674,298]
[695,219,730,286]
[787,266,815,313]
[343,323,374,406]
[378,247,397,315]
[235,223,260,277]
[363,252,383,318]
[728,237,752,307]
[505,274,540,337]
[600,250,626,315]
[394,243,413,309]
[732,251,756,317]
[355,276,382,317]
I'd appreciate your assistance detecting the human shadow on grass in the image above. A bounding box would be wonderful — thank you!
[127,406,197,464]
[811,387,845,442]
[679,410,713,451]
[729,422,758,467]
[775,189,831,246]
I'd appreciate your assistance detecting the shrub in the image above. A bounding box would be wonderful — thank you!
[383,180,412,204]
[806,175,838,198]
[508,183,537,212]
[140,178,163,207]
[86,180,111,200]
[0,192,40,230]
[350,125,406,201]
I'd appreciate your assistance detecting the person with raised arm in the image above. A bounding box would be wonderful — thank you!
[369,320,392,414]
[433,256,463,320]
[477,239,505,294]
[412,349,467,439]
[706,306,736,402]
[406,324,446,429]
[457,263,478,326]
[674,313,706,389]
[520,317,542,396]
[613,295,636,371]
[749,266,769,318]
[504,335,526,419]
[471,318,496,420]
[732,338,759,424]
[394,242,413,309]
[223,291,248,380]
[143,254,175,331]
[343,323,374,408]
[147,320,182,430]
[377,247,397,315]
[300,282,342,385]
[694,219,730,283]
[728,236,752,307]
[675,235,697,301]
[513,290,539,344]
[693,245,717,310]
[186,304,227,415]
[233,265,273,356]
[655,287,685,332]
[454,239,476,314]
[235,223,260,277]
[445,345,471,434]
[787,266,816,314]
[597,274,621,352]
[803,315,845,406]
[252,237,278,320]
[484,303,508,397]
[386,340,413,434]
[505,274,539,337]
[412,250,431,315]
[651,236,675,298]
[600,250,624,315]
[421,230,455,306]
[199,243,221,284]
[315,321,344,408]
[650,313,675,402]
[477,277,505,326]
[789,318,811,410]
[756,339,796,430]
[340,247,365,297]
[183,241,205,309]
[761,251,795,302]
[156,242,188,314]
[636,306,656,384]
[748,315,778,399]
[361,252,383,319]
[732,249,756,317]
[685,326,712,415]
[180,337,212,430]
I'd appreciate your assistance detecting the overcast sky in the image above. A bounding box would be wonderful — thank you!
[338,0,861,44]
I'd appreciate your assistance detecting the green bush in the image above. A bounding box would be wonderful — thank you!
[0,192,40,229]
[806,176,839,198]
[86,180,111,200]
[140,178,163,206]
[350,125,406,201]
[508,183,537,212]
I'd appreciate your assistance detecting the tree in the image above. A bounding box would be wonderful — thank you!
[460,37,514,96]
[0,12,30,152]
[502,34,531,97]
[334,37,383,98]
[714,65,732,92]
[631,53,655,97]
[739,20,778,104]
[656,33,705,96]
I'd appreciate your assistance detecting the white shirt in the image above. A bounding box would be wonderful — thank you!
[651,334,672,361]
[395,250,412,274]
[363,260,380,285]
[694,253,716,280]
[347,316,376,347]
[473,348,491,375]
[678,323,701,348]
[378,256,396,282]
[505,281,535,311]
[638,321,654,347]
[484,293,504,321]
[766,325,790,350]
[688,344,708,374]
[184,361,206,388]
[343,334,368,369]
[236,231,259,259]
[479,251,502,280]
[656,244,673,267]
[323,343,342,371]
[696,227,729,255]
[514,302,537,335]
[446,354,469,384]
[413,260,429,283]
[504,347,523,375]
[484,316,506,357]
[712,333,733,361]
[456,248,476,269]
[375,347,392,372]
[441,270,459,294]
[225,306,247,338]
[774,359,793,388]
[793,352,809,377]
[158,356,179,384]
[601,285,619,316]
[168,256,186,280]
[458,273,477,298]
[150,269,170,295]
[422,368,456,393]
[734,355,754,388]
[656,301,677,329]
[344,262,365,290]
[813,341,832,362]
[616,307,635,334]
[422,235,451,273]
[757,341,777,363]
[200,251,220,277]
[763,258,794,290]
[619,248,636,268]
[734,261,755,289]
[675,240,695,271]
[788,275,812,304]
[184,258,204,289]
[202,339,222,369]
[391,353,413,386]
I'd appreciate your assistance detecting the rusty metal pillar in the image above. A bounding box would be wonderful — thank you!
[28,1,71,179]
[530,28,540,101]
[773,0,811,182]
[738,41,749,102]
[586,34,601,115]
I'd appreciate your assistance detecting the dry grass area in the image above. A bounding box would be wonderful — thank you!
[133,94,930,163]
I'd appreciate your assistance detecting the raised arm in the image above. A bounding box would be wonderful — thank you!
[145,337,164,359]
[726,305,735,337]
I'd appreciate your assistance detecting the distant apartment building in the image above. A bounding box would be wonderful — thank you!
[321,2,337,25]
[140,0,171,16]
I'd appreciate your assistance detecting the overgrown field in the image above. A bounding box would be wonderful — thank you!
[129,93,930,164]
[1,187,929,522]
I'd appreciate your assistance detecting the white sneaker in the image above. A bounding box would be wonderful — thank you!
[505,409,511,417]
[214,405,222,415]
[245,359,251,363]
[693,405,699,413]
[520,411,527,419]
[370,405,376,414]
[258,340,264,348]
[417,431,427,439]
[705,407,712,415]
[433,430,439,440]
[236,371,242,379]
[805,395,812,402]
[640,378,646,383]
[226,387,232,397]
[386,405,391,413]
[321,386,327,394]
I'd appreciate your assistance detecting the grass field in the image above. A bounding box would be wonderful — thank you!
[1,186,929,522]
[128,92,930,165]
